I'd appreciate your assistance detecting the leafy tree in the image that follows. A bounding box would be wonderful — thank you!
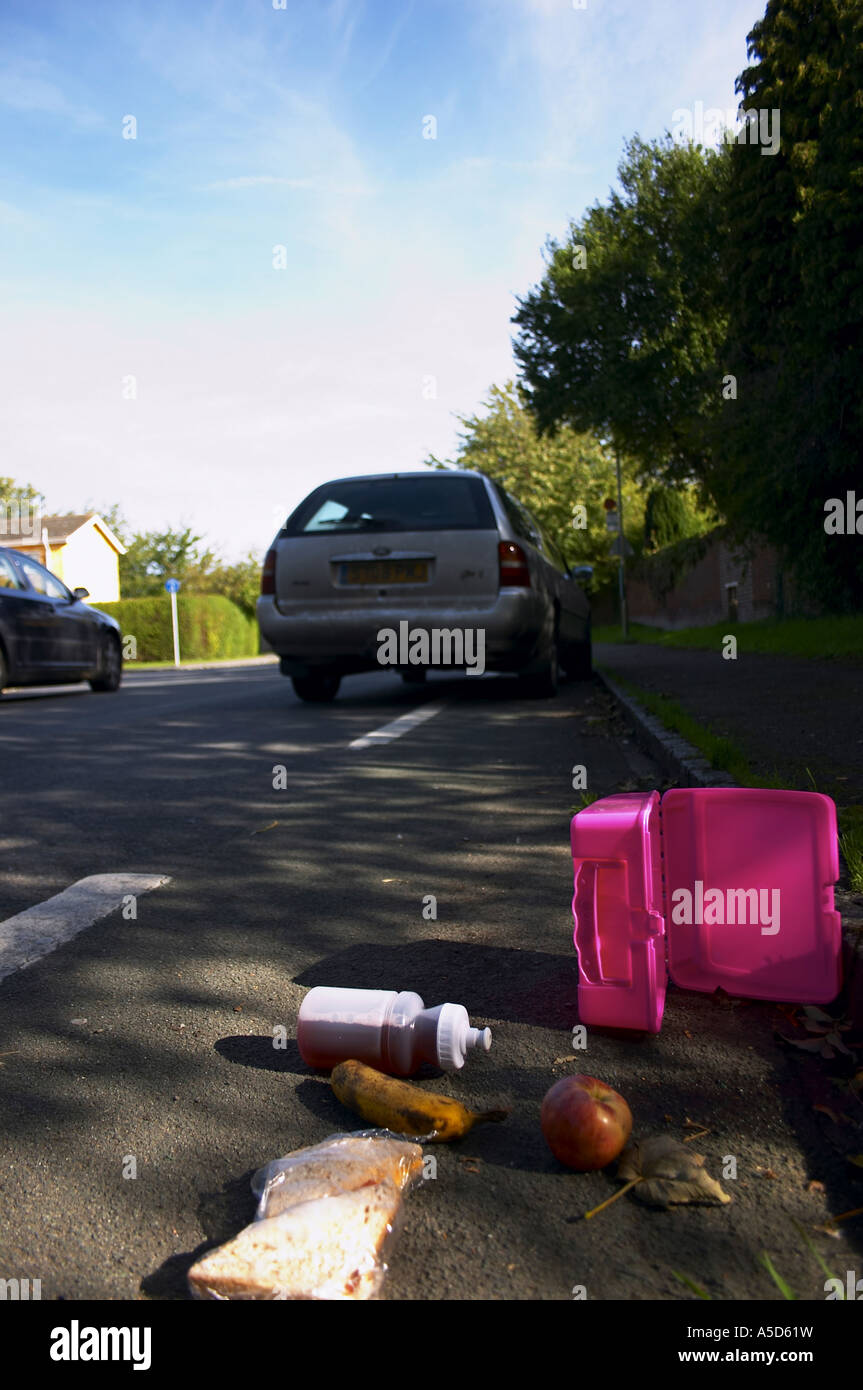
[643,485,715,551]
[712,0,863,610]
[512,135,729,487]
[0,477,42,505]
[424,380,645,588]
[118,525,262,616]
[644,488,688,551]
[0,477,43,529]
[119,527,216,597]
[194,552,263,619]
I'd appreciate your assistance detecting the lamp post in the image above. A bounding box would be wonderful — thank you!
[602,438,628,640]
[615,442,628,640]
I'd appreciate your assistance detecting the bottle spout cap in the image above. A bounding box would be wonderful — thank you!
[468,1026,492,1053]
[432,1004,493,1069]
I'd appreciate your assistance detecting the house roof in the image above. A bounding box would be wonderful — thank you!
[0,512,126,554]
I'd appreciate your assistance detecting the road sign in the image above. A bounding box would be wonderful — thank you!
[164,580,181,665]
[608,534,633,557]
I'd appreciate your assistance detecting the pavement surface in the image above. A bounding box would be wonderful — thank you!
[0,664,861,1302]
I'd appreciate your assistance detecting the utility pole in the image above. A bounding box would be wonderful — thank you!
[615,442,628,639]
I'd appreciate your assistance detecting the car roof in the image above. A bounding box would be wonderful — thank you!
[307,470,491,485]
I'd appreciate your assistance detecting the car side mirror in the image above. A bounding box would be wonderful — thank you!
[571,565,594,585]
[73,587,90,601]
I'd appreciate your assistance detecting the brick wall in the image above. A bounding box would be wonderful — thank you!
[627,536,723,629]
[595,530,816,630]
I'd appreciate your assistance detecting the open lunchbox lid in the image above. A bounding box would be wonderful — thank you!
[571,788,841,1033]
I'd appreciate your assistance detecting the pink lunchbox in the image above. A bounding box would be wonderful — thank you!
[570,788,842,1033]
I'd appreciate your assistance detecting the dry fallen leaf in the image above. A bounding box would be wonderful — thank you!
[779,1008,855,1060]
[617,1136,732,1209]
[802,1006,836,1026]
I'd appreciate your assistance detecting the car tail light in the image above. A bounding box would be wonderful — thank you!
[498,540,531,587]
[261,549,276,596]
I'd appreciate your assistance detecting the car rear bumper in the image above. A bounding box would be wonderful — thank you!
[256,590,550,675]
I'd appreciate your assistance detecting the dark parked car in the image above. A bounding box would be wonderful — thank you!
[0,548,123,695]
[257,469,593,701]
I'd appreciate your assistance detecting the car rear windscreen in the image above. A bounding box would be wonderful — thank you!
[285,475,496,534]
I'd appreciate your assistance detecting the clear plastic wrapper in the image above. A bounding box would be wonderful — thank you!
[252,1129,425,1218]
[187,1131,425,1301]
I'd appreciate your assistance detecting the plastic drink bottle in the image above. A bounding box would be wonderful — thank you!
[297,986,492,1075]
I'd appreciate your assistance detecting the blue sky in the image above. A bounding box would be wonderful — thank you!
[1,0,765,560]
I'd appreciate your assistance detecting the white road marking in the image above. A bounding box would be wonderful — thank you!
[1,685,90,699]
[349,701,445,750]
[0,873,170,983]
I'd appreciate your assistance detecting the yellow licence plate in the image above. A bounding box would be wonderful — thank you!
[340,560,429,585]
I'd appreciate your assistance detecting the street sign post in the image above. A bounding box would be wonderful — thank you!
[615,446,628,638]
[608,534,634,557]
[165,578,181,667]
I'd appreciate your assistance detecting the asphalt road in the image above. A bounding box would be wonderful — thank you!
[0,664,861,1302]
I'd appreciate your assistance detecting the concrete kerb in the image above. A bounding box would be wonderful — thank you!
[595,665,863,1028]
[595,666,737,789]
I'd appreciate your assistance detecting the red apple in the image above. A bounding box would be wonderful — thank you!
[541,1074,633,1171]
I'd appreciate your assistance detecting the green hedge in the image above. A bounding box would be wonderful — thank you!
[97,595,258,663]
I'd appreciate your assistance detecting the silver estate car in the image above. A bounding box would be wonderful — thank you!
[257,470,592,702]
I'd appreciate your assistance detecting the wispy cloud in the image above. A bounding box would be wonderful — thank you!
[0,0,768,560]
[0,61,100,125]
[199,174,373,195]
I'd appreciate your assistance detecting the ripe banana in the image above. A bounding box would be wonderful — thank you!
[331,1059,509,1143]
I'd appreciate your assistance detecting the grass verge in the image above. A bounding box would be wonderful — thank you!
[606,673,769,785]
[125,656,277,671]
[605,673,863,891]
[593,614,863,663]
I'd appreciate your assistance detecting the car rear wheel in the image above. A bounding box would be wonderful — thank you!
[519,636,560,698]
[89,634,122,692]
[563,626,592,680]
[291,672,341,703]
